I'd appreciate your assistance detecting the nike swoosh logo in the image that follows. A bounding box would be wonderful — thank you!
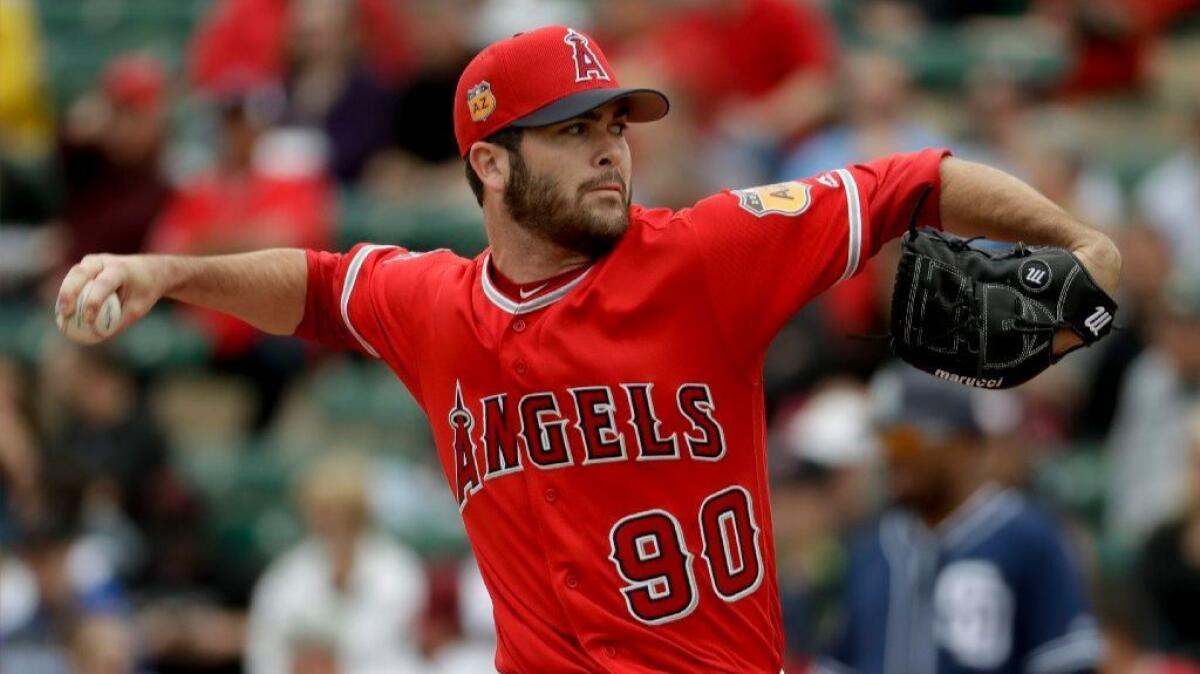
[519,284,548,299]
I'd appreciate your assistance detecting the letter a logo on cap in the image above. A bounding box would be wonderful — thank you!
[564,28,609,83]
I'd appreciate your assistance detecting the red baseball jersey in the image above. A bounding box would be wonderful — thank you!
[294,148,949,673]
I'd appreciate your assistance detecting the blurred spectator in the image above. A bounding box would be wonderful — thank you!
[150,77,332,257]
[620,0,835,138]
[0,509,132,674]
[953,66,1037,175]
[1136,103,1200,278]
[818,366,1102,674]
[54,54,172,273]
[1071,224,1168,441]
[1107,274,1200,546]
[67,614,139,674]
[37,345,244,674]
[0,0,55,258]
[149,76,332,429]
[38,343,188,585]
[190,0,415,91]
[611,0,838,203]
[1020,111,1126,231]
[887,0,1191,96]
[422,557,498,674]
[247,451,427,674]
[364,0,481,200]
[470,0,587,45]
[770,383,879,667]
[1036,0,1154,97]
[281,0,398,184]
[1137,405,1200,664]
[191,0,420,183]
[0,0,53,161]
[778,49,947,180]
[0,356,43,533]
[773,383,880,525]
[762,308,845,408]
[956,68,1125,230]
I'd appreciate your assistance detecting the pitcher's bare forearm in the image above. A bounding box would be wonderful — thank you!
[57,249,309,338]
[159,250,308,334]
[939,157,1121,294]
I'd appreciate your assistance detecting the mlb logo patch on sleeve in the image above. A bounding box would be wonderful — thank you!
[732,181,812,217]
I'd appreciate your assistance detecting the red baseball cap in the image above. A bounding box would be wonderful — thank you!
[453,25,669,157]
[103,54,166,112]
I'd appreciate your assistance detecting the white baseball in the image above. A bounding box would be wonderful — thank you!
[56,281,122,344]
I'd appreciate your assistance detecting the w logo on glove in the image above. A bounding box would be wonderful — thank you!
[1084,306,1112,336]
[1018,260,1052,292]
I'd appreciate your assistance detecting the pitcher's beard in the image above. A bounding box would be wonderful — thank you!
[504,154,631,258]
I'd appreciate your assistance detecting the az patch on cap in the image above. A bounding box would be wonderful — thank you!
[733,181,812,217]
[467,81,496,122]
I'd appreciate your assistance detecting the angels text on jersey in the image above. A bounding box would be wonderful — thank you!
[448,380,727,511]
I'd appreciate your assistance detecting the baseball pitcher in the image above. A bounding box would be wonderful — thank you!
[56,26,1121,674]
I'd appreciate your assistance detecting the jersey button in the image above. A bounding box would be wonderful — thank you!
[544,488,557,503]
[565,574,579,589]
[514,359,528,375]
[512,318,526,332]
[604,646,617,658]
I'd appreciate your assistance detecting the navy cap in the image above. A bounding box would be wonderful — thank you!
[872,365,983,436]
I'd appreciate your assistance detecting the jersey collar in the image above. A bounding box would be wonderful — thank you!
[480,253,594,315]
[886,483,1020,551]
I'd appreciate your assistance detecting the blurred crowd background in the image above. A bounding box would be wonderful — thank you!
[3,0,1200,672]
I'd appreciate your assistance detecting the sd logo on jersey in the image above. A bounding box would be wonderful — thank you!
[732,181,812,218]
[467,81,497,122]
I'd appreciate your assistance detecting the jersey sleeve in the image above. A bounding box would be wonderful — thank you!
[681,148,949,356]
[292,243,423,388]
[1016,524,1104,674]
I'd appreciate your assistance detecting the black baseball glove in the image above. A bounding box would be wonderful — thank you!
[889,227,1118,389]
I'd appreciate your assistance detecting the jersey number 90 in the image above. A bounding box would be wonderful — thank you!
[608,485,764,625]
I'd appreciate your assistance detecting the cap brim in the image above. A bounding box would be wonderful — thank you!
[511,88,669,128]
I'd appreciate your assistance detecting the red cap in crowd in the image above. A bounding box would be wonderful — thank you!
[453,25,669,157]
[103,54,167,112]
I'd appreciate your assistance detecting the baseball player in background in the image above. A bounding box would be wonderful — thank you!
[817,367,1102,674]
[56,26,1120,674]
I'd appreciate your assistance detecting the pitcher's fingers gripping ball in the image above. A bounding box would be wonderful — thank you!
[889,226,1118,389]
[55,281,122,344]
[54,254,150,345]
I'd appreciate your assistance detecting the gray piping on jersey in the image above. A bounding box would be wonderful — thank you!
[895,515,938,674]
[943,489,1022,553]
[480,253,594,315]
[880,514,916,674]
[1024,627,1104,674]
[912,545,939,674]
[893,484,1017,552]
[812,658,861,674]
[379,248,450,266]
[833,168,863,284]
[933,484,1000,543]
[341,244,399,358]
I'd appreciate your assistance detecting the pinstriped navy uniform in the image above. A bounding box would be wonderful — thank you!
[817,485,1102,674]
